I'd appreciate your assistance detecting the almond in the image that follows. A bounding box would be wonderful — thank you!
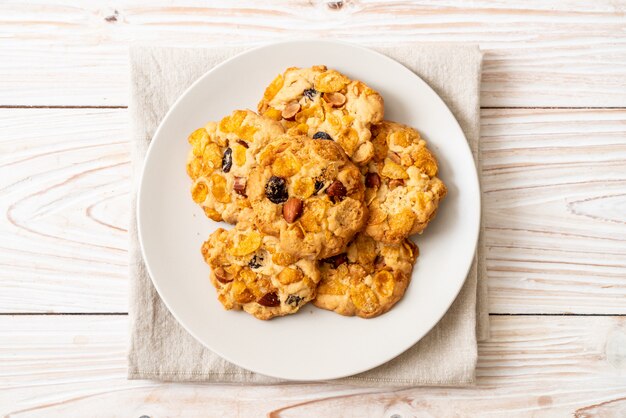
[233,177,247,197]
[236,139,249,148]
[282,197,303,223]
[389,152,402,164]
[281,101,300,120]
[257,292,280,307]
[365,172,381,188]
[326,179,347,203]
[323,92,346,107]
[214,267,232,284]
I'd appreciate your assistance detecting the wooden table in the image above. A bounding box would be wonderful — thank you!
[2,1,626,416]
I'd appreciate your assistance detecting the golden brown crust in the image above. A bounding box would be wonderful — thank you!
[313,233,418,318]
[363,121,447,244]
[203,223,320,320]
[247,134,368,259]
[258,66,384,164]
[186,110,284,224]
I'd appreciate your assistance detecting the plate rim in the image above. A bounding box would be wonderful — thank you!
[137,39,481,381]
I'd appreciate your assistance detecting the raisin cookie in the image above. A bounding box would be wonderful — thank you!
[313,233,418,318]
[202,223,320,320]
[258,66,384,164]
[247,134,368,259]
[363,121,447,244]
[186,110,284,223]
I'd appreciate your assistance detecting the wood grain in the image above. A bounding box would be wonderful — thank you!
[1,0,625,107]
[1,315,626,417]
[2,108,625,313]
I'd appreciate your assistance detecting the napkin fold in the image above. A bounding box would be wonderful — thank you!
[128,43,487,386]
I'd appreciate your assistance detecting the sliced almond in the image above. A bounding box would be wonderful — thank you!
[323,92,346,107]
[388,152,402,164]
[281,102,300,120]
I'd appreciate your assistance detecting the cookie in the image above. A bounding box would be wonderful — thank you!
[202,223,320,320]
[313,233,418,318]
[186,110,284,223]
[247,134,368,259]
[258,65,384,164]
[363,121,447,244]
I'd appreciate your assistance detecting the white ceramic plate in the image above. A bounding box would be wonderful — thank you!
[138,40,480,381]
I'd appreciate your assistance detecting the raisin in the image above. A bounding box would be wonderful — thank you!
[257,292,280,307]
[236,139,249,148]
[303,88,318,100]
[285,294,304,306]
[222,147,232,172]
[265,176,288,204]
[313,131,333,140]
[248,254,264,269]
[326,179,347,203]
[322,253,348,269]
[314,179,325,194]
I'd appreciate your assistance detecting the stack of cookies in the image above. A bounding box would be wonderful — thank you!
[186,66,447,320]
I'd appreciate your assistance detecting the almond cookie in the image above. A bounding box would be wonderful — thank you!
[202,223,320,320]
[247,134,368,259]
[186,110,284,223]
[363,121,447,244]
[258,65,384,164]
[313,233,418,318]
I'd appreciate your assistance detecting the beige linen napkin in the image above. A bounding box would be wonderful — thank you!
[128,44,488,386]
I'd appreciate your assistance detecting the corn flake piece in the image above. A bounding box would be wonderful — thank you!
[236,124,258,142]
[191,182,208,203]
[413,147,438,177]
[381,158,409,180]
[389,208,416,237]
[272,153,301,177]
[203,142,222,170]
[287,123,309,136]
[326,112,342,131]
[416,192,430,210]
[232,280,255,303]
[232,144,247,167]
[277,267,304,285]
[389,130,412,148]
[299,194,328,233]
[373,270,395,298]
[293,177,315,199]
[210,174,231,204]
[337,128,359,156]
[262,74,284,103]
[354,235,377,264]
[263,107,283,121]
[203,207,222,222]
[272,251,297,266]
[315,70,349,93]
[187,157,202,179]
[367,201,387,225]
[372,132,389,161]
[350,284,379,314]
[219,110,247,133]
[318,278,347,296]
[189,128,208,154]
[227,231,262,257]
